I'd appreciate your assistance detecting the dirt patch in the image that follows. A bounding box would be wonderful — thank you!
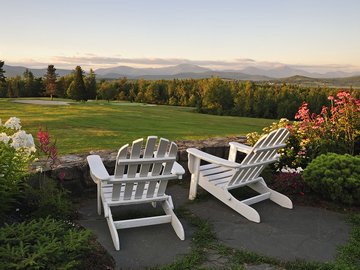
[12,99,71,105]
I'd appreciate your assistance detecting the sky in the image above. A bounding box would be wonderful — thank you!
[2,0,360,73]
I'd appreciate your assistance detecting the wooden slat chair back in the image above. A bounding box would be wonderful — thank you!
[111,136,178,202]
[228,128,290,189]
[87,136,185,250]
[187,128,293,223]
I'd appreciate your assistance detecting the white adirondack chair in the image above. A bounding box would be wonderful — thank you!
[187,128,293,223]
[87,136,185,250]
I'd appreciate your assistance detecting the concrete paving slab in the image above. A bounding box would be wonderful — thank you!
[188,196,350,262]
[77,183,351,269]
[77,184,194,270]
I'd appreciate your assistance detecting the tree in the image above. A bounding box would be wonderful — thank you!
[98,81,117,102]
[0,60,6,97]
[67,66,87,101]
[23,69,35,97]
[85,69,97,100]
[45,65,57,100]
[201,77,233,115]
[0,60,6,83]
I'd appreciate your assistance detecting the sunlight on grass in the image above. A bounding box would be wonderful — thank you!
[0,98,274,154]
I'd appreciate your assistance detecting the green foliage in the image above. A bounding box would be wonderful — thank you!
[22,177,74,220]
[303,153,360,205]
[0,118,36,220]
[68,66,87,101]
[0,60,6,82]
[85,69,97,100]
[0,143,29,218]
[0,217,93,270]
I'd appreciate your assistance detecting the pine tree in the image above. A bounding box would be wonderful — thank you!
[45,65,57,100]
[0,60,6,82]
[70,66,87,101]
[85,69,97,100]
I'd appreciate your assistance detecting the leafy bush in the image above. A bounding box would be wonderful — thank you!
[303,153,360,205]
[247,91,360,170]
[0,117,36,219]
[0,217,93,270]
[269,171,308,197]
[22,176,75,220]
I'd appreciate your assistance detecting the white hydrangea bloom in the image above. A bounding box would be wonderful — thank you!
[0,132,10,144]
[280,165,303,174]
[4,117,22,130]
[10,130,36,153]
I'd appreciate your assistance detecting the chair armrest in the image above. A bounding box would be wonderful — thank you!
[187,148,240,168]
[172,162,185,179]
[229,142,253,154]
[86,155,111,182]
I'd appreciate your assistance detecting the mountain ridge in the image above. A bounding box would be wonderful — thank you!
[3,63,360,84]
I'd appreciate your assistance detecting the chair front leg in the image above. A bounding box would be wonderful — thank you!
[188,154,200,200]
[97,180,102,215]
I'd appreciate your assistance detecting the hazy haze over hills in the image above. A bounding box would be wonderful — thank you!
[3,63,360,80]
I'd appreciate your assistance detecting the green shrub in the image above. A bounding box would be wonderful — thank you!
[303,153,360,205]
[22,176,75,220]
[0,217,92,270]
[0,117,36,220]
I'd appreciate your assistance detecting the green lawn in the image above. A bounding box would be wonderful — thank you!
[0,98,274,154]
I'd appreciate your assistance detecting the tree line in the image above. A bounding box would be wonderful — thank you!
[0,61,358,120]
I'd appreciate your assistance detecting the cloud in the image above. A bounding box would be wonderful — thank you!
[51,55,285,70]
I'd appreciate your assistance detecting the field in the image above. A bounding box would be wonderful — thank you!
[0,98,274,154]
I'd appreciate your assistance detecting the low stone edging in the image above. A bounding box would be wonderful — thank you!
[40,137,247,195]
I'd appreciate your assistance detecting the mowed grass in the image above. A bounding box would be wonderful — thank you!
[0,98,274,154]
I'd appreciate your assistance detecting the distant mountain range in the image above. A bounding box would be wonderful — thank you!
[3,63,360,84]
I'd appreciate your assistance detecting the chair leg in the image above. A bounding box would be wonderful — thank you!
[162,199,185,240]
[200,180,261,222]
[249,179,293,209]
[97,181,102,215]
[221,192,261,223]
[106,208,120,251]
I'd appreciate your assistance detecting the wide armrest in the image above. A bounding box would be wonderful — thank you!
[229,142,253,154]
[172,161,185,179]
[187,148,240,168]
[87,155,111,182]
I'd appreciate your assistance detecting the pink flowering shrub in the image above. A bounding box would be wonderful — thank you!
[295,90,360,158]
[247,90,360,170]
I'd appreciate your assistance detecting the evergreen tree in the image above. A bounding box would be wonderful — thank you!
[0,60,6,82]
[45,65,57,100]
[0,60,6,97]
[68,66,87,101]
[85,69,97,100]
[23,69,35,97]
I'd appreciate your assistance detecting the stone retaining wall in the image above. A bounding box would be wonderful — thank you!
[40,137,247,195]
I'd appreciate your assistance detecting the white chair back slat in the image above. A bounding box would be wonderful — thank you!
[228,128,289,188]
[111,137,180,201]
[152,138,169,176]
[162,142,177,175]
[124,138,143,200]
[114,144,128,178]
[135,136,158,199]
[147,138,169,198]
[157,142,177,197]
[112,144,128,200]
